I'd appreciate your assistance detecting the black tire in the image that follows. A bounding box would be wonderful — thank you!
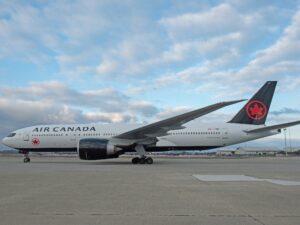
[146,157,153,164]
[23,158,30,163]
[132,157,140,164]
[139,158,146,164]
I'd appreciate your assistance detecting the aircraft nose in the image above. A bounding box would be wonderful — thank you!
[2,137,8,146]
[2,137,6,145]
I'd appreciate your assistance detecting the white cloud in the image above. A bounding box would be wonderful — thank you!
[155,106,191,120]
[147,5,300,99]
[250,9,300,67]
[84,112,135,123]
[153,32,242,65]
[160,4,242,40]
[0,0,293,81]
[129,101,159,117]
[0,80,159,123]
[96,60,118,75]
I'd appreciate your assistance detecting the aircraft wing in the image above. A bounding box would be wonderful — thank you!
[245,120,300,133]
[115,100,245,140]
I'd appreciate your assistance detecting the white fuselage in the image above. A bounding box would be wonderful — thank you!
[2,122,280,152]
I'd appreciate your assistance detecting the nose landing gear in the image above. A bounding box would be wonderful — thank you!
[19,151,30,163]
[24,157,30,163]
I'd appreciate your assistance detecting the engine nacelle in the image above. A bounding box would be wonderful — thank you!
[77,138,120,160]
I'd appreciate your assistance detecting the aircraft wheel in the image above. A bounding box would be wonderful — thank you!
[132,157,140,164]
[146,157,153,164]
[139,158,146,164]
[24,158,30,163]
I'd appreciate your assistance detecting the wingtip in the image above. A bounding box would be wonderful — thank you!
[237,99,247,103]
[224,99,247,105]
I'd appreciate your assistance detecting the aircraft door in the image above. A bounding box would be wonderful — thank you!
[23,132,30,141]
[222,128,229,146]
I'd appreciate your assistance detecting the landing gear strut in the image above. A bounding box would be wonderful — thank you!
[20,151,30,163]
[132,144,154,165]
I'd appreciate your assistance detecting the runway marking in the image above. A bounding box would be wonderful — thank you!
[192,175,300,186]
[193,175,258,182]
[265,179,300,186]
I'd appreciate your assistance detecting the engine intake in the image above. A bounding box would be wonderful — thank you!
[78,138,120,160]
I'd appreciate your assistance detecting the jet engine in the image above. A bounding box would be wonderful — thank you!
[77,138,121,160]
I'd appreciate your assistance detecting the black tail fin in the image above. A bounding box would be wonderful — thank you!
[229,81,277,125]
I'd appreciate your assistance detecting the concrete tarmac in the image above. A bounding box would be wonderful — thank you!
[0,156,300,225]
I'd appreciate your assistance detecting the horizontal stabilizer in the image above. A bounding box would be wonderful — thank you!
[245,120,300,133]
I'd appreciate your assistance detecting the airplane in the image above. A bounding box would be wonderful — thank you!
[2,81,300,164]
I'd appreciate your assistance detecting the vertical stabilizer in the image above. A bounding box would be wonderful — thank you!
[228,81,277,125]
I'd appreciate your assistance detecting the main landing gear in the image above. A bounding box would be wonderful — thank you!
[20,151,30,163]
[132,144,154,165]
[131,157,153,164]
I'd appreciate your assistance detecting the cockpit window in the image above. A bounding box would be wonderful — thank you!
[7,133,16,137]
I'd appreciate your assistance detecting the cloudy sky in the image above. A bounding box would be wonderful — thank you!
[1,0,300,149]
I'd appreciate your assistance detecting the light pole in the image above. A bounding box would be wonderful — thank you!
[289,128,292,151]
[284,128,287,151]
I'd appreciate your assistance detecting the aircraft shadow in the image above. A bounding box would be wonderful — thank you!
[27,159,168,165]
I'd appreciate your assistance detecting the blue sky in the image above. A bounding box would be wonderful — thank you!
[1,0,300,149]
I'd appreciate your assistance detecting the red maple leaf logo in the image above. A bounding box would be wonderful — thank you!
[31,138,40,145]
[246,101,267,120]
[249,104,263,117]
